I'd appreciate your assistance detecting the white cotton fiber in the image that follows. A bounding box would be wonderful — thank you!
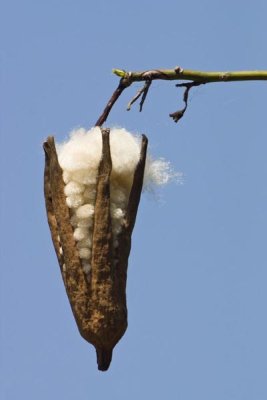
[64,181,85,196]
[111,220,122,235]
[56,126,177,277]
[63,171,72,184]
[79,248,91,259]
[57,127,102,172]
[110,187,127,205]
[57,127,177,192]
[70,215,78,226]
[77,237,92,249]
[76,204,94,219]
[66,194,84,208]
[73,227,88,241]
[110,205,124,219]
[70,169,98,185]
[83,186,96,202]
[82,263,91,274]
[143,157,177,190]
[109,128,140,180]
[77,218,93,228]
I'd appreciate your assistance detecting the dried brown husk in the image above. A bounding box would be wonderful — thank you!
[43,128,147,371]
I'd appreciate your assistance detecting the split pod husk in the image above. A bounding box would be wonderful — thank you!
[43,128,147,371]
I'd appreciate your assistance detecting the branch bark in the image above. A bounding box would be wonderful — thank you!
[113,67,267,83]
[95,77,131,127]
[95,66,267,126]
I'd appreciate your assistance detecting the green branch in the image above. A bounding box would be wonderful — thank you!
[96,66,267,127]
[112,67,267,83]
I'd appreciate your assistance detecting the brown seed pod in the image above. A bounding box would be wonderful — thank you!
[43,128,148,371]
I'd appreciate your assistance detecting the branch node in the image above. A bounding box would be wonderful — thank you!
[174,66,184,74]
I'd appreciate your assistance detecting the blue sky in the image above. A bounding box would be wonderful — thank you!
[1,0,267,399]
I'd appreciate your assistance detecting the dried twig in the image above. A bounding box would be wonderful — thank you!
[127,80,152,112]
[169,81,205,123]
[95,77,132,127]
